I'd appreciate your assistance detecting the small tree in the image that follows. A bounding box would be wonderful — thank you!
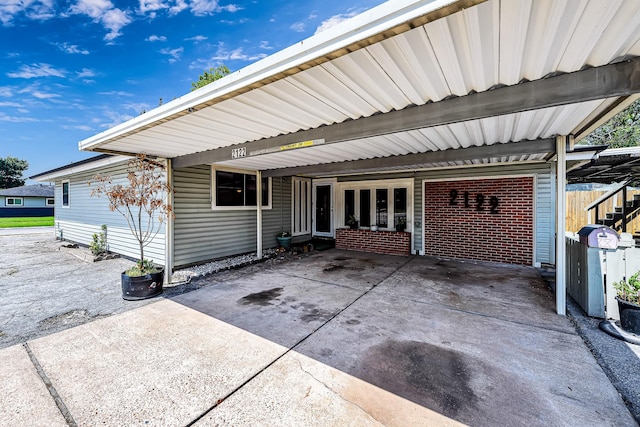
[191,64,231,91]
[89,154,173,275]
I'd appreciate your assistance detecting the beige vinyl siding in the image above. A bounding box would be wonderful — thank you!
[173,166,291,267]
[53,160,166,265]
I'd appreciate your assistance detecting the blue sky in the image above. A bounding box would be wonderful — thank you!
[0,0,385,180]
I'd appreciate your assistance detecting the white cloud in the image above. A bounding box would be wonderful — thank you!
[160,46,184,63]
[7,63,66,79]
[289,22,305,32]
[98,90,133,97]
[185,35,207,42]
[259,40,273,50]
[31,90,61,99]
[169,0,188,15]
[0,0,56,26]
[189,42,265,69]
[99,109,135,128]
[138,0,168,15]
[0,86,13,97]
[122,102,151,113]
[76,68,96,78]
[146,34,167,42]
[55,42,90,55]
[0,113,38,123]
[0,101,22,107]
[314,11,358,34]
[69,0,132,41]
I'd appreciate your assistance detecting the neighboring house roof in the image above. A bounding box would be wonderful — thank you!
[76,0,640,177]
[0,184,54,198]
[30,154,130,182]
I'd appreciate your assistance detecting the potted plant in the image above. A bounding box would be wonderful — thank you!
[613,270,640,335]
[276,231,292,249]
[346,215,359,230]
[395,217,407,232]
[89,154,173,300]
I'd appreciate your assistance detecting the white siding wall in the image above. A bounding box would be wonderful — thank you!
[173,166,292,267]
[53,160,166,265]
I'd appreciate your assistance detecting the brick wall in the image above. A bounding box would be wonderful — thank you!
[336,228,411,256]
[424,177,534,265]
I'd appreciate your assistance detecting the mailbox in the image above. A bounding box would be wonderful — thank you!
[577,225,619,249]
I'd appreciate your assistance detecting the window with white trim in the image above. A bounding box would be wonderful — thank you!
[337,178,412,231]
[292,177,311,235]
[6,197,23,206]
[211,168,271,210]
[62,181,70,207]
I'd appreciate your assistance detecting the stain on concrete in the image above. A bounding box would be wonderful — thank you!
[333,256,349,261]
[323,263,345,272]
[298,303,334,323]
[345,318,361,325]
[357,340,477,418]
[238,287,283,306]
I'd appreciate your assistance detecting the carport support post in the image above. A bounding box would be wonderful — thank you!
[555,136,567,316]
[165,158,174,285]
[256,170,263,260]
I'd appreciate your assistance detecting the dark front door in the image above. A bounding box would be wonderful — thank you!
[314,183,333,237]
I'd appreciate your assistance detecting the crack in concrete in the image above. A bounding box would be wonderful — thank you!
[294,357,385,426]
[23,342,77,427]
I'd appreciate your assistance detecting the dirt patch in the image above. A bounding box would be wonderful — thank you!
[38,309,109,332]
[297,302,334,323]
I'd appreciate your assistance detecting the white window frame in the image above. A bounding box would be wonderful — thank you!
[6,197,23,206]
[291,177,311,236]
[46,198,54,206]
[336,178,413,232]
[62,180,70,208]
[211,166,272,211]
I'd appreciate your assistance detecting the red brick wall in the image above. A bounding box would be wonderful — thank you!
[423,177,534,265]
[336,228,410,256]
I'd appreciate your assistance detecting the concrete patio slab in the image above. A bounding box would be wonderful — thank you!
[0,344,66,427]
[1,249,636,426]
[26,299,288,426]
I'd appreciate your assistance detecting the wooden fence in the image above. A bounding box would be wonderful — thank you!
[566,189,640,233]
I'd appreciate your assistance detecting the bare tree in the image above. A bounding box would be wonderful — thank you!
[89,154,173,274]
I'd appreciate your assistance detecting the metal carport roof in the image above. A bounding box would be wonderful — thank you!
[78,0,640,174]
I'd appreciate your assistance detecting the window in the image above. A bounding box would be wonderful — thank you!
[62,181,69,207]
[376,189,388,228]
[360,189,371,227]
[6,197,23,206]
[338,179,412,231]
[212,169,271,209]
[46,198,55,206]
[292,177,311,235]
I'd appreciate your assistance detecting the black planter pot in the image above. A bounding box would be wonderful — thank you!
[121,269,164,301]
[617,297,640,335]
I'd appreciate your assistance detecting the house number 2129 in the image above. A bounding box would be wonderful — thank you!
[449,189,499,214]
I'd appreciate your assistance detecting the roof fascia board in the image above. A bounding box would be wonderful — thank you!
[79,0,477,152]
[174,58,640,169]
[31,155,130,182]
[261,138,555,177]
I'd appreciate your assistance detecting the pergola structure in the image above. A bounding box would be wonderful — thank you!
[78,0,640,315]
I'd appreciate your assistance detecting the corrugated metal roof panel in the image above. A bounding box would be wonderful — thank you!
[79,0,640,172]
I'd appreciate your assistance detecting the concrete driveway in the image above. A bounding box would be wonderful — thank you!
[1,249,636,426]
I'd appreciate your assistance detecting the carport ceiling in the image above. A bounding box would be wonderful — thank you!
[79,0,640,172]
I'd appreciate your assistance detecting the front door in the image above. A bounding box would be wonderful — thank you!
[313,180,334,237]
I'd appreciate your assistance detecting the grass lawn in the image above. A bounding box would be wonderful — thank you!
[0,216,54,228]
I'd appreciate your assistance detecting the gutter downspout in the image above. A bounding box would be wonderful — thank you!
[165,158,174,284]
[555,135,568,316]
[257,170,263,260]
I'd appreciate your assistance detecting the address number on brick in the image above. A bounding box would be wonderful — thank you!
[449,189,499,214]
